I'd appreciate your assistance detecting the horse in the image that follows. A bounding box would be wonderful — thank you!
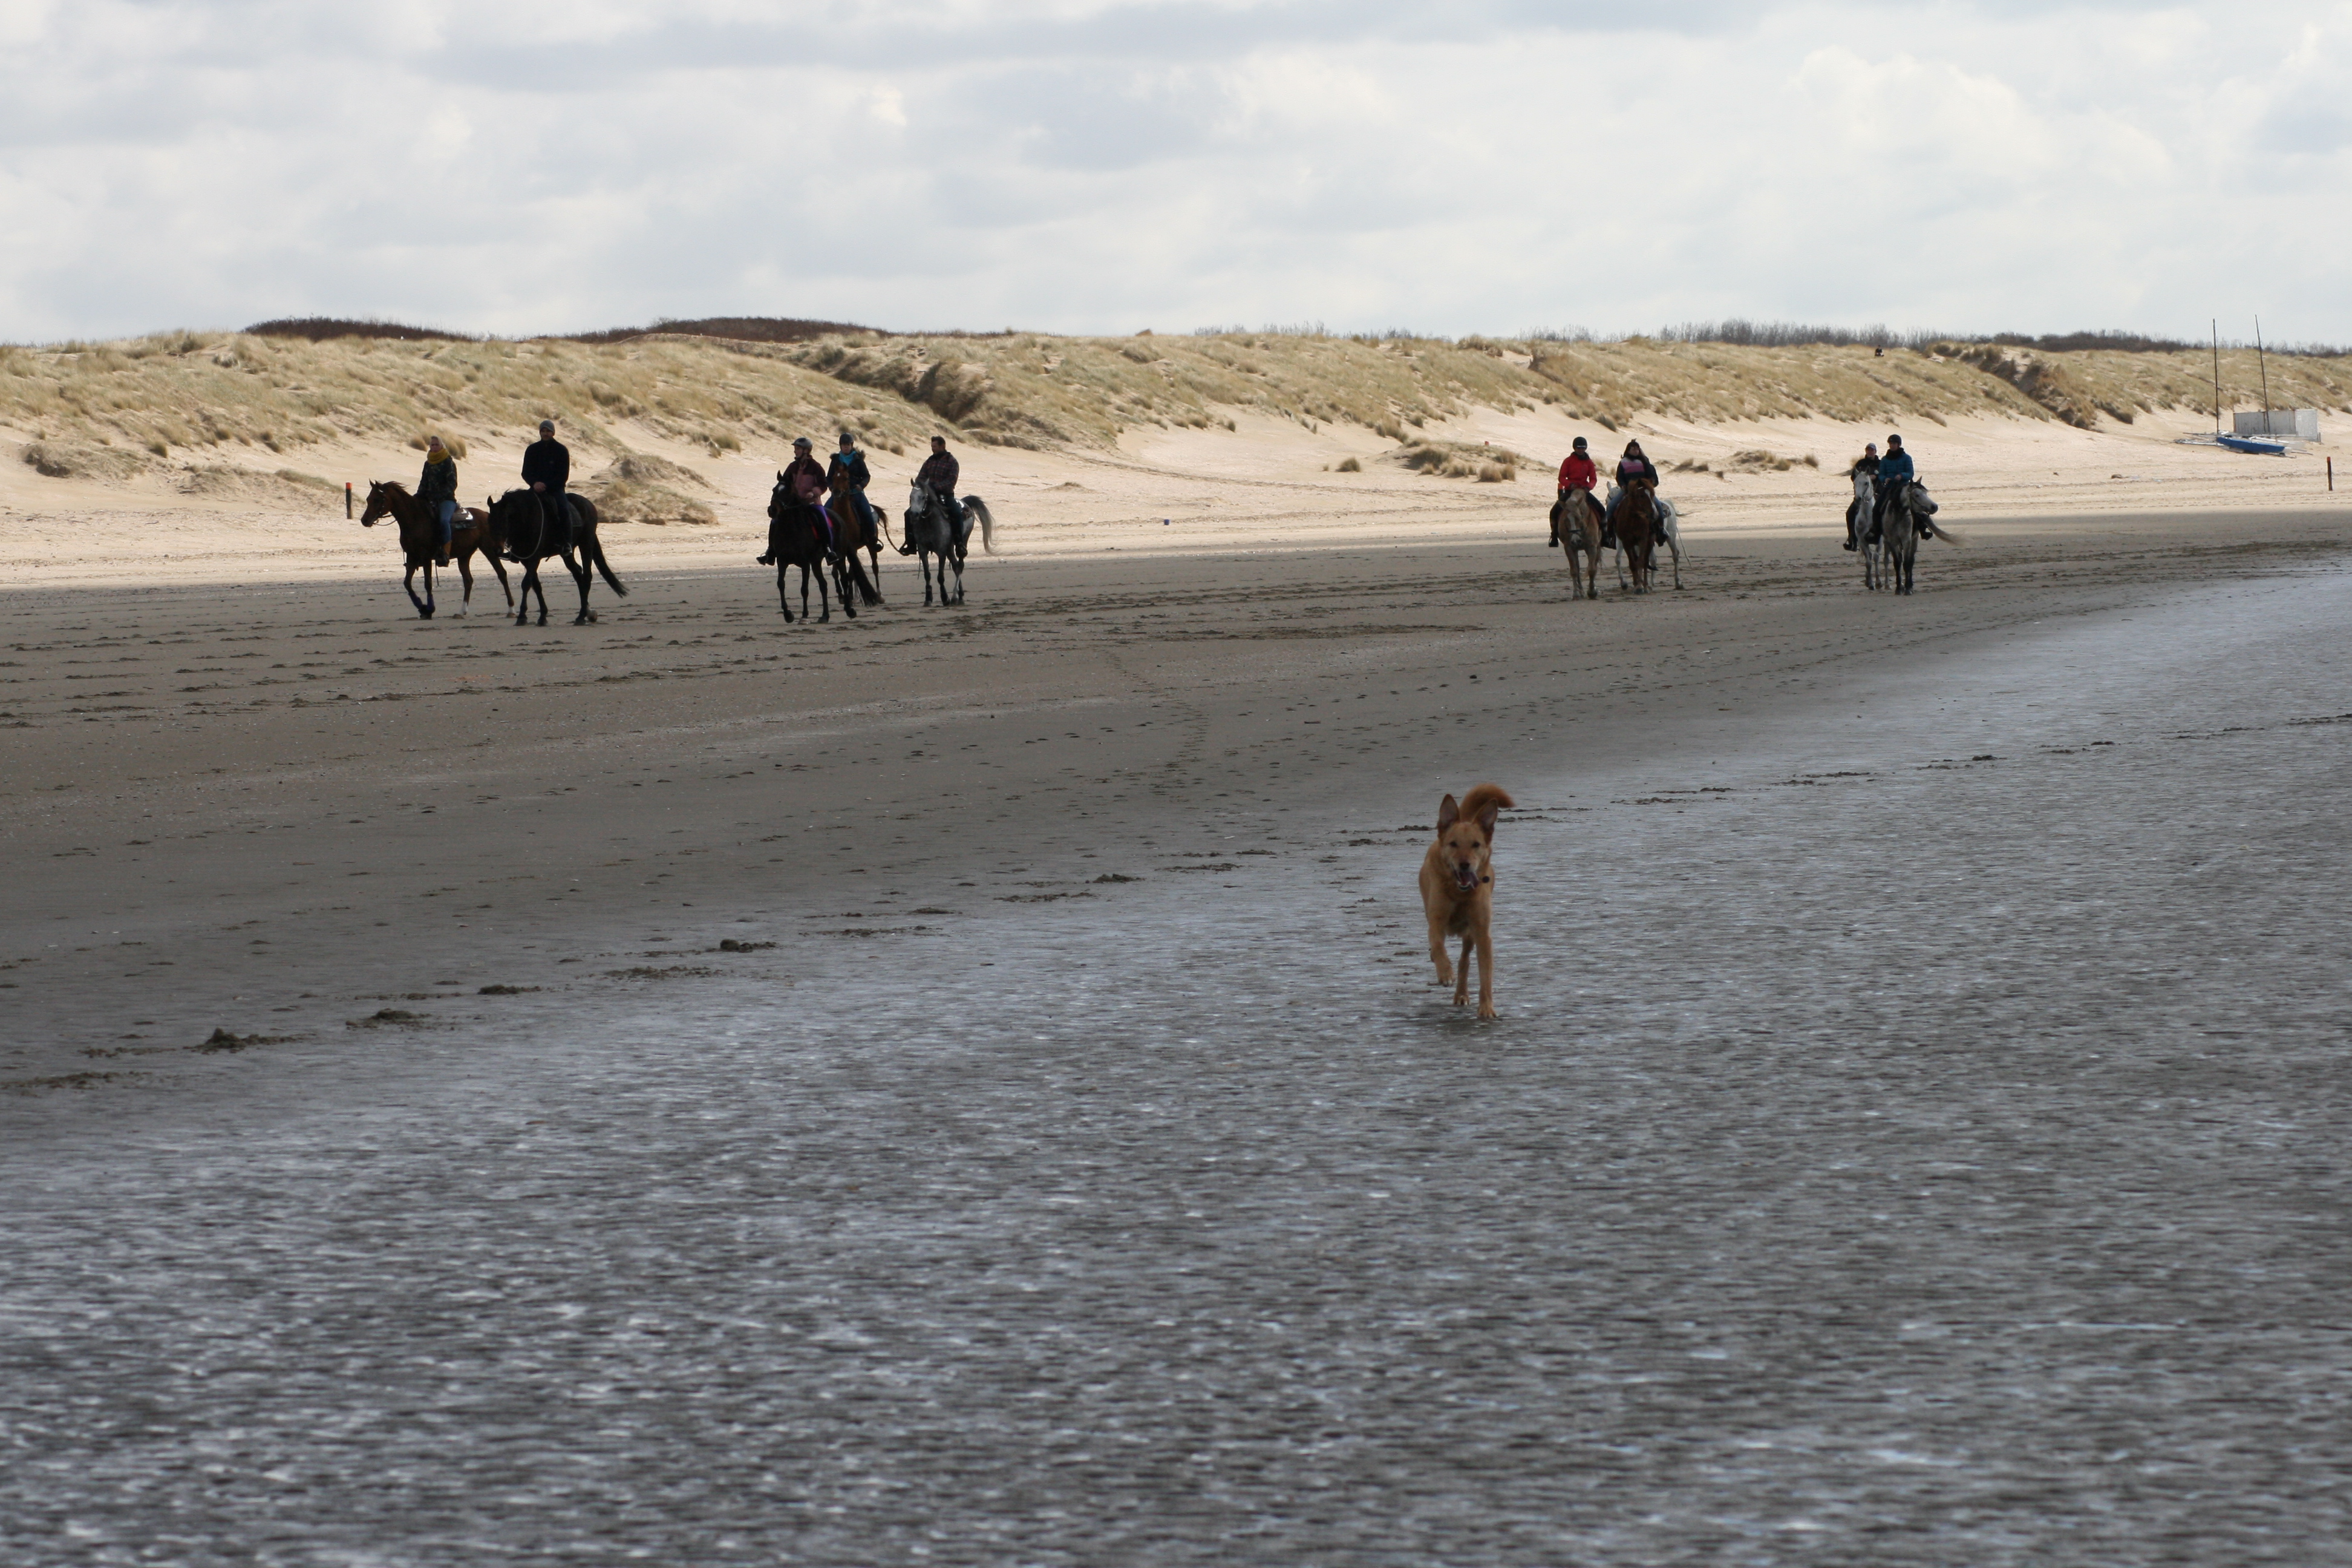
[1850,466,1886,590]
[1550,488,1604,599]
[1611,479,1662,593]
[901,484,997,606]
[764,478,843,622]
[823,480,884,610]
[1879,479,1941,596]
[483,489,628,626]
[358,480,512,619]
[831,482,887,588]
[1604,482,1684,590]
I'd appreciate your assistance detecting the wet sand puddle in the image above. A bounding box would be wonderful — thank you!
[4,572,2350,1564]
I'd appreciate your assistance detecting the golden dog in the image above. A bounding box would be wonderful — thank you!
[1419,783,1514,1019]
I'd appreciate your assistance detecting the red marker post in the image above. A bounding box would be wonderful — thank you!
[345,482,353,519]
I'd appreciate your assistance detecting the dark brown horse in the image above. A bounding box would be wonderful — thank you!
[763,477,841,621]
[825,478,883,610]
[359,481,511,619]
[1614,478,1661,593]
[484,489,628,626]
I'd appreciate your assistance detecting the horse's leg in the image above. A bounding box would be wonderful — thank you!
[1667,530,1683,590]
[402,558,431,619]
[454,554,473,615]
[815,561,831,622]
[951,544,967,605]
[921,550,936,607]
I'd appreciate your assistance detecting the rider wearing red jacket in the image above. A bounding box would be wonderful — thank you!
[1551,436,1598,547]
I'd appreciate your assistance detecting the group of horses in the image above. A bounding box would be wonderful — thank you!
[760,478,996,622]
[1543,469,1949,599]
[357,475,994,626]
[1846,467,1945,595]
[1547,479,1686,598]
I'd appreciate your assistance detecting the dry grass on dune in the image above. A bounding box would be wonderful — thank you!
[3,327,2347,497]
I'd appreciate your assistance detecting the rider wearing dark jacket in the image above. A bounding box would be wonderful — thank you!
[917,438,959,499]
[829,433,877,548]
[1602,440,1660,546]
[418,436,458,564]
[522,420,571,537]
[1870,435,1915,537]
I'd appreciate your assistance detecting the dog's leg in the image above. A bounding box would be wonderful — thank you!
[1474,930,1496,1019]
[1452,934,1472,1008]
[1428,910,1454,988]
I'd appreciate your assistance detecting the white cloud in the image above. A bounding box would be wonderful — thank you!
[0,0,2347,341]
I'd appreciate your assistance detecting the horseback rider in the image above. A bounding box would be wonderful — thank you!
[1552,436,1598,547]
[917,435,964,534]
[1844,441,1879,552]
[1602,439,1661,549]
[1870,433,1916,541]
[419,435,458,567]
[829,430,877,552]
[785,437,832,550]
[522,419,570,541]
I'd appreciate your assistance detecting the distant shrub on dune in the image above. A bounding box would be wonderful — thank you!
[1335,456,1362,472]
[246,317,469,343]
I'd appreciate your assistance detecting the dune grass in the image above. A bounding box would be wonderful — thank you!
[1,328,2345,490]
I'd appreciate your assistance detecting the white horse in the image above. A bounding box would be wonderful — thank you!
[1851,466,1884,590]
[1881,479,1941,595]
[1605,485,1684,590]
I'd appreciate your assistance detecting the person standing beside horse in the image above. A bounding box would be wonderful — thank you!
[523,419,571,542]
[1552,436,1598,548]
[1602,439,1661,549]
[419,435,459,567]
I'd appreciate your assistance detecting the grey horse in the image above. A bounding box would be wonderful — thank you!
[900,483,997,606]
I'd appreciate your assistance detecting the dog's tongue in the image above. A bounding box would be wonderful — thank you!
[1454,864,1478,891]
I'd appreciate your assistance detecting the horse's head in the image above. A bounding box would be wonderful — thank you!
[358,480,396,527]
[1909,482,1938,515]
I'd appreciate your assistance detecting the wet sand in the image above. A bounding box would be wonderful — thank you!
[4,507,2351,1563]
[1,508,2345,1086]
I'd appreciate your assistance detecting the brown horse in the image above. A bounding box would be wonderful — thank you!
[824,479,883,609]
[1550,488,1605,599]
[359,481,512,619]
[1614,478,1661,594]
[764,476,842,622]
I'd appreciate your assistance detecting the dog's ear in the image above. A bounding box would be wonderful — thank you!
[1476,802,1501,836]
[1436,794,1460,832]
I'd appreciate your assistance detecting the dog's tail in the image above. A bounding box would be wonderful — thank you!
[1459,782,1515,827]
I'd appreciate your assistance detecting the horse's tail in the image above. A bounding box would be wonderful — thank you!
[844,551,880,606]
[587,532,629,596]
[1923,520,1967,546]
[964,496,997,555]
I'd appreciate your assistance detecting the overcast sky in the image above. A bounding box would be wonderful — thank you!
[1,0,2347,342]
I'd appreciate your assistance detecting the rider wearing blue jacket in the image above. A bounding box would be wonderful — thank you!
[1870,434,1916,538]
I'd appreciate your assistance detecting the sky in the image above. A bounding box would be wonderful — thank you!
[0,0,2347,343]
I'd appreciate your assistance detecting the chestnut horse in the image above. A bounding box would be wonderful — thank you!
[1550,488,1604,599]
[359,480,511,619]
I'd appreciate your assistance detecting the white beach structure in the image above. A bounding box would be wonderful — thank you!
[2233,409,2322,441]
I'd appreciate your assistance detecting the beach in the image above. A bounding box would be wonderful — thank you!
[4,497,2350,1561]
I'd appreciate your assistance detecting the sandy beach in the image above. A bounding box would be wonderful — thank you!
[5,490,2350,1561]
[3,489,2344,1085]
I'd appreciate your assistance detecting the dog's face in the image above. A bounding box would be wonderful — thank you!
[1434,794,1497,895]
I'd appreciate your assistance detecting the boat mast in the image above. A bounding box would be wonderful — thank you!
[2212,318,2222,434]
[2255,315,2272,435]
